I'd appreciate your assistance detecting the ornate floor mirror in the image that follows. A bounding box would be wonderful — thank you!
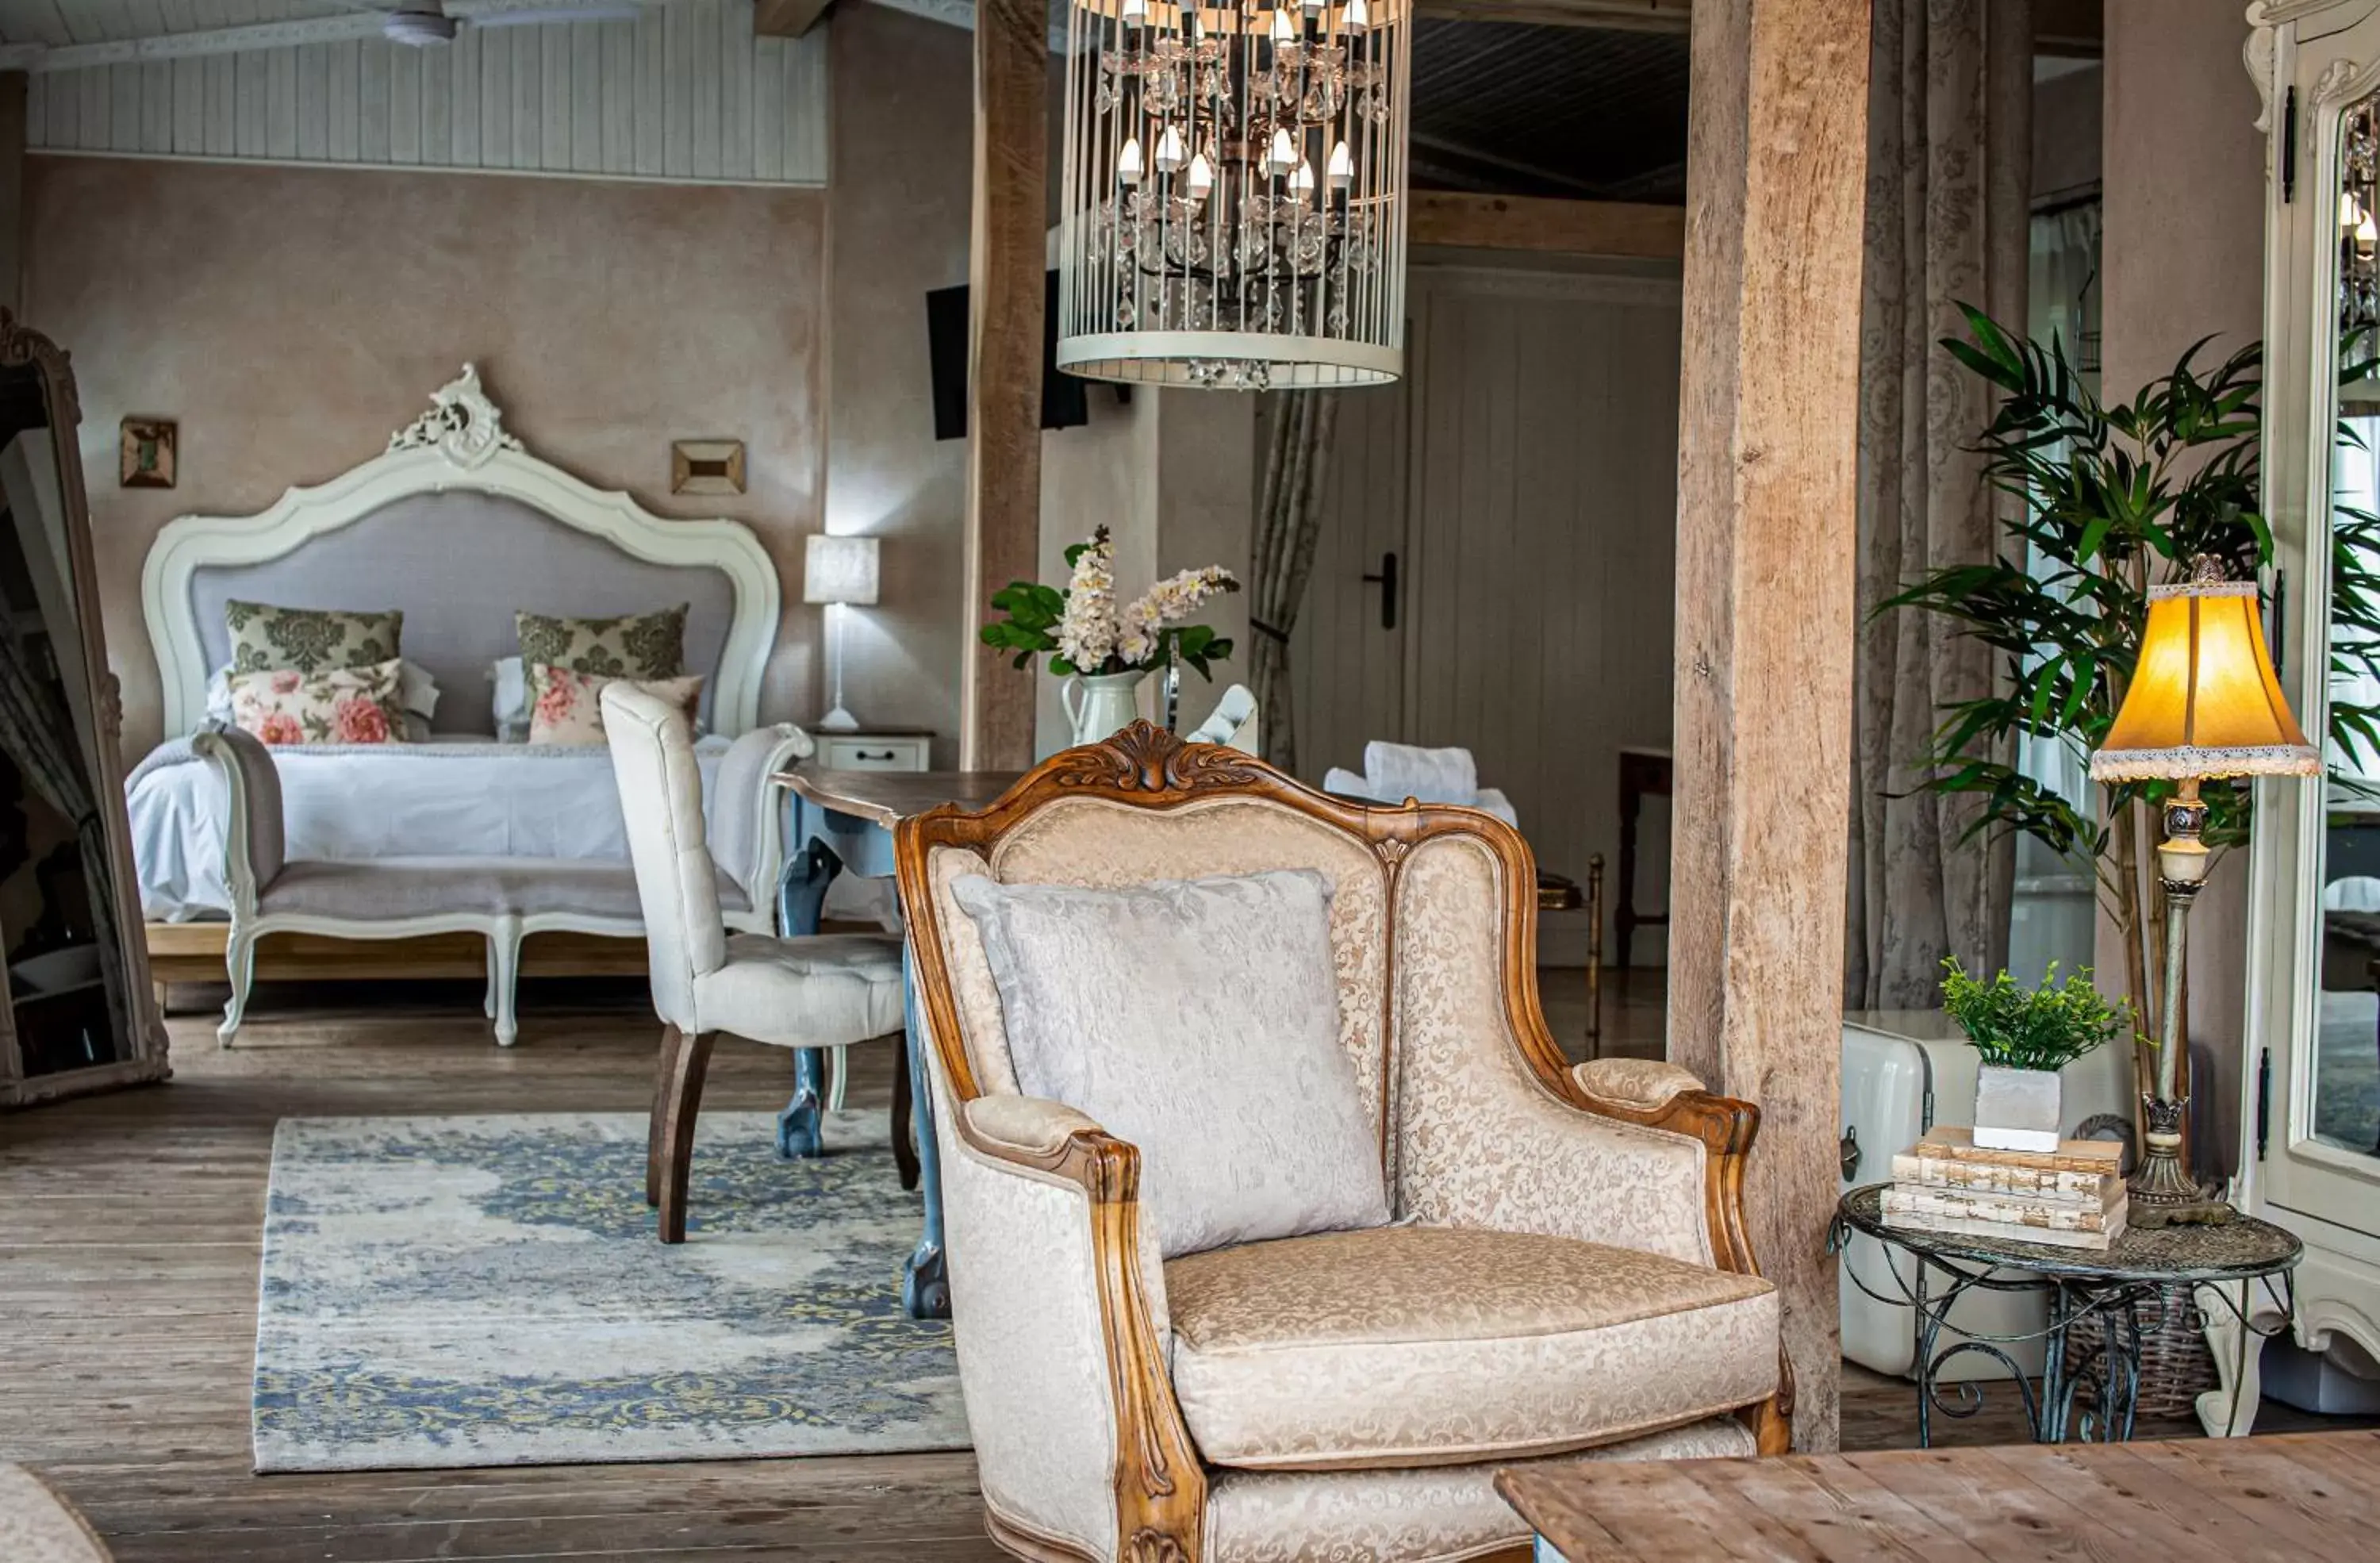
[0,314,168,1106]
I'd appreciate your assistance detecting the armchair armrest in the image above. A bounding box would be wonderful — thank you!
[1568,1057,1761,1280]
[942,1092,1206,1561]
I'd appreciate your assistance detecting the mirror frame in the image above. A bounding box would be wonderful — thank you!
[0,309,170,1107]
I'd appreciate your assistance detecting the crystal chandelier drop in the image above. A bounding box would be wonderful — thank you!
[1054,0,1411,391]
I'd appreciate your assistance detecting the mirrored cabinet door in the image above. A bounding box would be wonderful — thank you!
[0,316,167,1105]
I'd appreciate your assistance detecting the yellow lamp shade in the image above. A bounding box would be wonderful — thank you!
[2090,576,2319,783]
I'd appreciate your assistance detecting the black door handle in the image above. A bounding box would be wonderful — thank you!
[1361,550,1399,632]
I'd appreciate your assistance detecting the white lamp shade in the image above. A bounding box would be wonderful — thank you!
[804,534,881,606]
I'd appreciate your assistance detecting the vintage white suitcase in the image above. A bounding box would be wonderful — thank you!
[1837,1010,2134,1383]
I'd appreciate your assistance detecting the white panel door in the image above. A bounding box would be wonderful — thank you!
[1292,263,1683,959]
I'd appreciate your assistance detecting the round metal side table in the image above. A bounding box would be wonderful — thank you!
[1831,1183,2301,1445]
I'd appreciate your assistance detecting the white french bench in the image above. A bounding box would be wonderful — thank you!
[191,720,805,1047]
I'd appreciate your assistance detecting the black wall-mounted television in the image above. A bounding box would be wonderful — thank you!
[926,271,1091,441]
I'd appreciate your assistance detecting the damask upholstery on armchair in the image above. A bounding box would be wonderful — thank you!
[895,725,1790,1563]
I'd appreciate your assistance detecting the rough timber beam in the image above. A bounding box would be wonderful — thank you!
[754,0,835,36]
[958,0,1046,769]
[1409,193,1684,258]
[1666,0,1870,1453]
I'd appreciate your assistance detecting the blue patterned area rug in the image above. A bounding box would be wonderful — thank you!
[252,1110,967,1473]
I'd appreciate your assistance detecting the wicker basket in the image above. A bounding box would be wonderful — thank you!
[2071,1281,2218,1423]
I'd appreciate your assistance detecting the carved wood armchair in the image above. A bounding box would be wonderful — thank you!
[895,725,1789,1563]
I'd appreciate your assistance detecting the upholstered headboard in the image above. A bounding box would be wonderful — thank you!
[140,366,779,739]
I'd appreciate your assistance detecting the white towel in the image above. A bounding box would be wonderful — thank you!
[1323,766,1374,800]
[1364,741,1478,805]
[1322,766,1522,830]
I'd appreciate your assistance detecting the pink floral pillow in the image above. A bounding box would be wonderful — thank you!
[228,659,409,747]
[527,662,704,746]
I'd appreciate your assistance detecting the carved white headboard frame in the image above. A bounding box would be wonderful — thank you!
[140,366,781,739]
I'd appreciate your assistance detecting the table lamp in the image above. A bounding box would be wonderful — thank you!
[2090,558,2319,1225]
[805,534,880,733]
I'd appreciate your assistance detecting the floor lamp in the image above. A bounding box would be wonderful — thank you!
[2089,559,2319,1225]
[806,534,880,734]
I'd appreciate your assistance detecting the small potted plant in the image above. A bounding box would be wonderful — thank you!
[1940,959,2132,1153]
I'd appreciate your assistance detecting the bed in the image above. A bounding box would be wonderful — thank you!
[132,366,797,1003]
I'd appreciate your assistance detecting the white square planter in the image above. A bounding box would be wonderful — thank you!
[1973,1065,2063,1152]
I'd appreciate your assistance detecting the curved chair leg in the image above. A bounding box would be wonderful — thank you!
[217,925,258,1049]
[656,1029,716,1243]
[482,960,499,1020]
[827,1043,851,1112]
[890,1034,919,1193]
[777,1047,827,1159]
[647,1023,684,1208]
[488,916,522,1047]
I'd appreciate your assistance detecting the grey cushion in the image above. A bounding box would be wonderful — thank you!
[950,869,1391,1258]
[259,855,748,922]
[700,931,905,1048]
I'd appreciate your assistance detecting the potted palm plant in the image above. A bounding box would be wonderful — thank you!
[1887,309,2380,1146]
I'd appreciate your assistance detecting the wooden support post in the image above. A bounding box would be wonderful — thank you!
[1667,0,1869,1453]
[959,0,1047,770]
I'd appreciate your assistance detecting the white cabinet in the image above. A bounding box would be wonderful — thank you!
[2232,0,2380,1434]
[816,733,931,773]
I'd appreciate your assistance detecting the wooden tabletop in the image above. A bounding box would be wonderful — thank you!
[772,767,1027,830]
[1495,1430,2380,1562]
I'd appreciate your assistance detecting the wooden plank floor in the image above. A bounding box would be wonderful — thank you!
[0,971,2363,1561]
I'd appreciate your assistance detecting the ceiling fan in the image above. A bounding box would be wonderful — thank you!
[344,0,643,48]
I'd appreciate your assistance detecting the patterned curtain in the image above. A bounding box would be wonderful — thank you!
[1249,390,1340,774]
[1844,0,2032,1009]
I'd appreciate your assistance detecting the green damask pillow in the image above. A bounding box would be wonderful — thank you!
[513,605,688,681]
[225,600,405,675]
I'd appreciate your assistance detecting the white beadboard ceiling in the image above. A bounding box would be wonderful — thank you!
[13,0,828,186]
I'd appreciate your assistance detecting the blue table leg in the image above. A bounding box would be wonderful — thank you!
[774,835,839,1160]
[900,939,950,1319]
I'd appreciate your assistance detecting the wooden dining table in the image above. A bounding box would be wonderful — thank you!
[768,766,1024,1320]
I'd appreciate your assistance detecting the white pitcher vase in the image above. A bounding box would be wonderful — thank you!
[1061,669,1148,745]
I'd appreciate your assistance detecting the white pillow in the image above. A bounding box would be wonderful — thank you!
[208,660,439,741]
[489,655,530,742]
[950,869,1389,1258]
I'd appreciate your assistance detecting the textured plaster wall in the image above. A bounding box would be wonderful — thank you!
[2100,0,2265,1172]
[824,2,976,760]
[23,156,828,755]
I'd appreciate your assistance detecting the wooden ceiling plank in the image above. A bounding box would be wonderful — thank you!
[1409,190,1683,259]
[1417,0,1691,33]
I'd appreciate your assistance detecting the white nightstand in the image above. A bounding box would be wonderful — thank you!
[813,729,933,772]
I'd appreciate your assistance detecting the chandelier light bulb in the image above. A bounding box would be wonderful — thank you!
[1154,124,1187,175]
[1269,6,1296,43]
[1303,0,1322,12]
[1188,152,1215,201]
[2361,210,2378,255]
[1267,127,1298,174]
[2347,190,2363,230]
[1122,0,1146,23]
[1117,136,1144,186]
[1343,0,1368,32]
[1326,140,1352,189]
[1288,158,1316,202]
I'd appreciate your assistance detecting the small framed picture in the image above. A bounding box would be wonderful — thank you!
[121,418,177,489]
[670,439,746,496]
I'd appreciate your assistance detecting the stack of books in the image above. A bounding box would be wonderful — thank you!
[1883,1127,2128,1250]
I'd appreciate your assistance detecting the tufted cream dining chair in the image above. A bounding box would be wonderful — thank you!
[602,682,911,1242]
[893,723,1790,1563]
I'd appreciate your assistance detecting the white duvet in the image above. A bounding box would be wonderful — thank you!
[127,735,733,922]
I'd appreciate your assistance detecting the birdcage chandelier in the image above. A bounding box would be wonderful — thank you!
[1054,0,1411,391]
